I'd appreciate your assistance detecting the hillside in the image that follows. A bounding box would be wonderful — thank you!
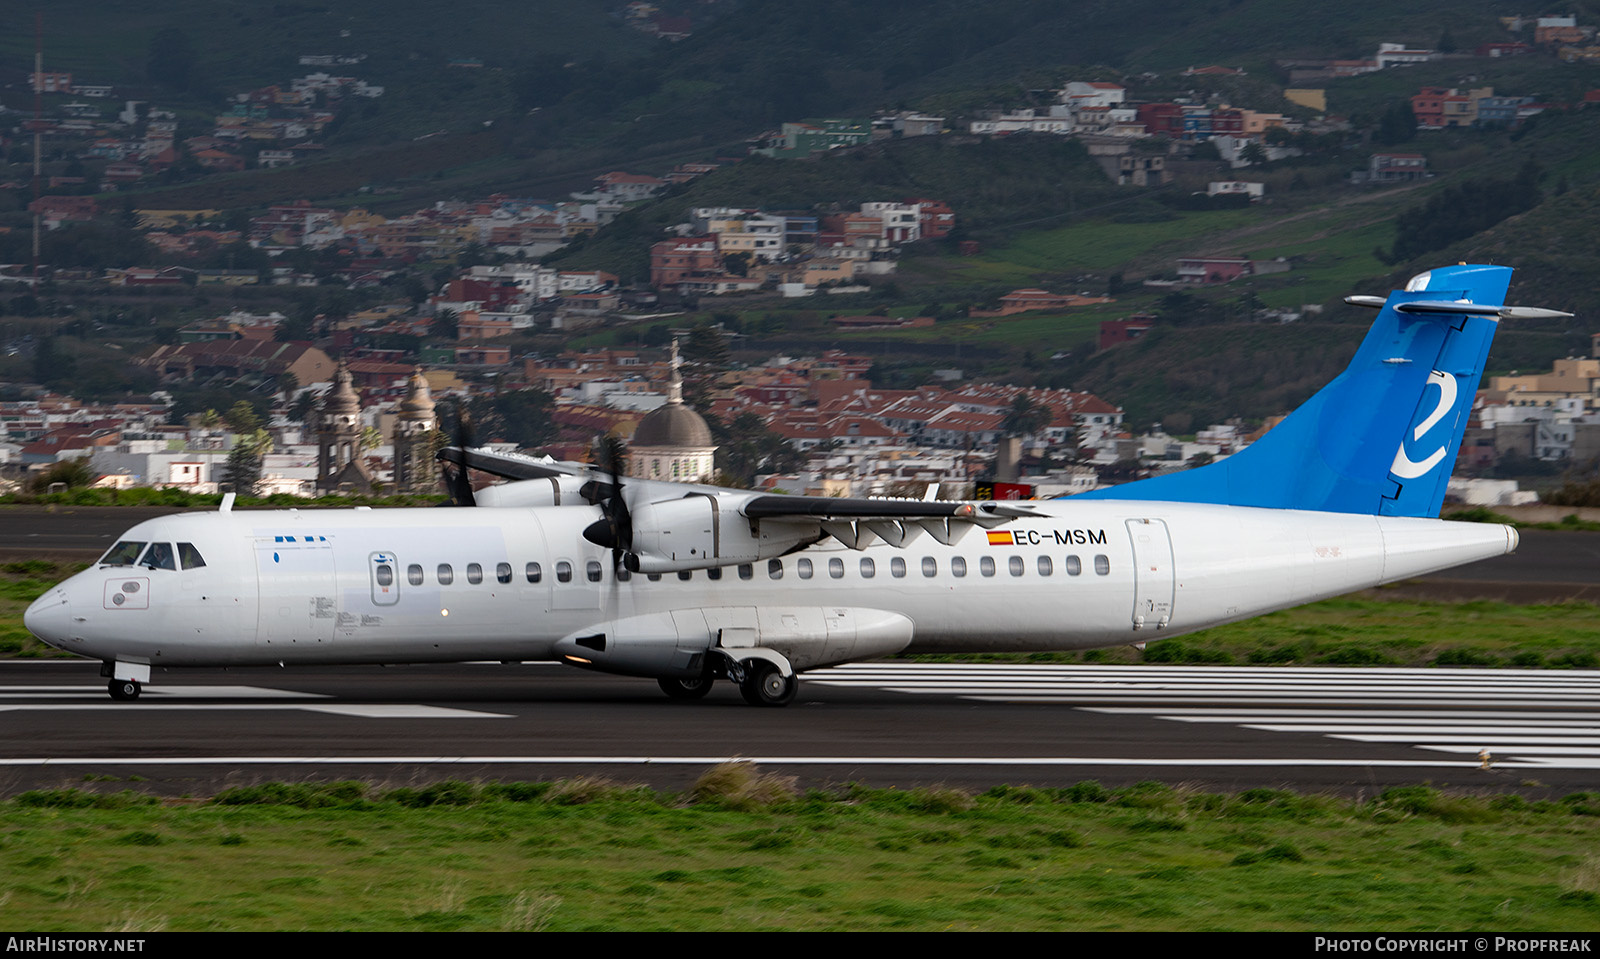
[10,0,1600,433]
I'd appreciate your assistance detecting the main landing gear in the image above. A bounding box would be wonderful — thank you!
[656,653,799,707]
[108,679,141,701]
[658,674,714,700]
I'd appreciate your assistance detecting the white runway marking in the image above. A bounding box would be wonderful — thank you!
[0,684,327,699]
[0,683,503,718]
[809,663,1600,769]
[0,684,325,698]
[0,755,1508,769]
[0,703,508,718]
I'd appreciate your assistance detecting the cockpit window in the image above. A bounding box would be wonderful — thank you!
[140,542,176,570]
[101,541,146,566]
[178,543,206,569]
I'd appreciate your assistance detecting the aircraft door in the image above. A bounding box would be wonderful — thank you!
[255,538,337,646]
[551,555,602,612]
[369,551,400,607]
[1126,518,1174,630]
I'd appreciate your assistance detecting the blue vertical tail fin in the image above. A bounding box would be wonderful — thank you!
[1078,264,1520,517]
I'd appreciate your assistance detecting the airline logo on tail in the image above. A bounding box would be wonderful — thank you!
[1390,370,1457,480]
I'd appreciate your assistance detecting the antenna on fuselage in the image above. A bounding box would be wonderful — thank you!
[220,492,235,513]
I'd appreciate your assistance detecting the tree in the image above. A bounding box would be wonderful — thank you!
[682,324,732,369]
[1001,394,1051,439]
[288,391,318,424]
[223,400,262,435]
[1238,140,1268,167]
[709,411,803,487]
[430,309,459,341]
[223,429,273,496]
[147,28,197,92]
[29,458,97,493]
[1375,100,1416,145]
[31,337,75,387]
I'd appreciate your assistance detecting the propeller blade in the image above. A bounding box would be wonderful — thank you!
[435,407,477,507]
[593,433,632,570]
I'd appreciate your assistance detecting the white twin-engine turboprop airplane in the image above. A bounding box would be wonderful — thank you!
[25,265,1562,706]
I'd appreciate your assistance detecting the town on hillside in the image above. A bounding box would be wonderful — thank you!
[2,12,1598,504]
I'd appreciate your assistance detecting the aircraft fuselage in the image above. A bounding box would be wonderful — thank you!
[25,502,1516,675]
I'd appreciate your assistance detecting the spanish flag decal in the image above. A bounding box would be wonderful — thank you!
[987,531,1013,546]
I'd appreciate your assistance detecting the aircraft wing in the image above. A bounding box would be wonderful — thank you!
[437,445,1041,566]
[441,445,732,499]
[740,492,1037,521]
[438,447,585,482]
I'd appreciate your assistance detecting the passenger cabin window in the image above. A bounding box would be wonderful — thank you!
[587,560,603,583]
[496,563,512,584]
[142,542,176,571]
[177,543,206,569]
[951,556,967,578]
[648,573,662,582]
[798,558,814,580]
[437,564,454,585]
[375,564,394,587]
[678,570,693,581]
[921,557,937,577]
[556,561,572,583]
[829,558,844,579]
[407,564,424,585]
[1065,555,1082,576]
[1038,556,1053,576]
[890,557,906,578]
[525,562,542,583]
[706,567,722,581]
[768,559,783,580]
[467,563,484,585]
[1009,556,1025,577]
[617,568,631,582]
[980,556,995,577]
[860,558,875,578]
[1094,554,1111,576]
[101,541,147,566]
[738,564,754,581]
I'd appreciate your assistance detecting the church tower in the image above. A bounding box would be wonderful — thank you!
[392,367,438,496]
[629,339,717,483]
[316,360,374,494]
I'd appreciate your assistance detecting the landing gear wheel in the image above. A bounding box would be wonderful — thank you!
[739,661,796,707]
[108,679,141,702]
[658,674,714,700]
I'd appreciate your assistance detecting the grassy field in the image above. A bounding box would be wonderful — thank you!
[2,772,1598,931]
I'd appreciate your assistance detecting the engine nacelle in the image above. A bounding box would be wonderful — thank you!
[474,475,591,508]
[628,495,815,573]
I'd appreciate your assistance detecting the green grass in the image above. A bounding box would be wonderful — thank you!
[2,774,1597,931]
[984,208,1264,273]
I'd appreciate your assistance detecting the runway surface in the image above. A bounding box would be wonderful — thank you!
[2,659,1596,797]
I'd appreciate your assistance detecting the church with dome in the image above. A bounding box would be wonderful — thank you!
[628,340,717,483]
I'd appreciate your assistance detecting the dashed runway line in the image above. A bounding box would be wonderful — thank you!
[808,663,1600,769]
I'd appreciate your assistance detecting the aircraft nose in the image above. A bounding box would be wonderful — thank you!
[24,588,71,649]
